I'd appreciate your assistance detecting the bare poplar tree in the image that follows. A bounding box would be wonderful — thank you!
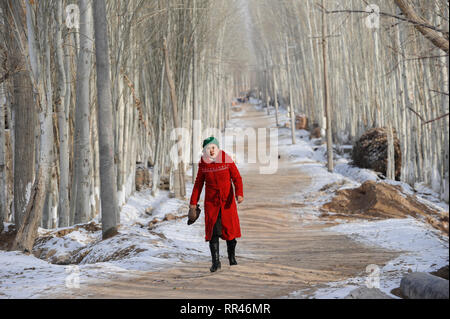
[2,1,36,231]
[163,37,186,199]
[72,0,94,224]
[0,70,5,234]
[54,1,70,227]
[12,0,55,252]
[321,0,333,172]
[93,0,120,238]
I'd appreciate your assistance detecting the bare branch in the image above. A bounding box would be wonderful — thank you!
[422,113,450,126]
[319,6,449,35]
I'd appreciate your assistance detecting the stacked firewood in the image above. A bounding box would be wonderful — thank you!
[352,127,402,180]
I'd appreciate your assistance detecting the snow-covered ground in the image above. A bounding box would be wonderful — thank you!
[0,184,208,298]
[286,217,449,299]
[260,101,448,299]
[0,99,448,299]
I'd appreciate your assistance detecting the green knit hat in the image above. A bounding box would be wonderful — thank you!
[202,136,219,149]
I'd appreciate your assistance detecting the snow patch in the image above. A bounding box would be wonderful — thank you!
[288,218,448,299]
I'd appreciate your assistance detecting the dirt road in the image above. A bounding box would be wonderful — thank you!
[45,103,398,298]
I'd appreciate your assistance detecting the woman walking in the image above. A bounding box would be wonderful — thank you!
[189,136,244,272]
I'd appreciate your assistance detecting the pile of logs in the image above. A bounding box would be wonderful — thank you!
[352,127,402,180]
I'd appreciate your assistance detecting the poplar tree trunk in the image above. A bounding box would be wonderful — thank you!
[7,3,36,230]
[152,64,166,197]
[322,0,334,172]
[265,59,270,115]
[72,0,94,224]
[273,71,279,127]
[0,6,5,233]
[191,0,200,183]
[163,37,186,199]
[55,1,70,227]
[12,66,36,231]
[285,36,296,144]
[0,82,6,233]
[93,0,120,239]
[12,0,54,252]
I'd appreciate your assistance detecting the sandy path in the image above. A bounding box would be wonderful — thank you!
[44,103,398,299]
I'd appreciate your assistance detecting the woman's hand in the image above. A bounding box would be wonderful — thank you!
[236,196,244,204]
[189,204,197,209]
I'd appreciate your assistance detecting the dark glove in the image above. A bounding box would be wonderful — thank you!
[187,204,201,225]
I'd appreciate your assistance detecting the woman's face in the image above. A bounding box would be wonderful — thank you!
[204,144,219,159]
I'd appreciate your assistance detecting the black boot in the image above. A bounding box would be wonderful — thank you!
[227,239,237,265]
[209,237,221,272]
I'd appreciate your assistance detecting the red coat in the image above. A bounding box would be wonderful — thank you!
[190,150,243,241]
